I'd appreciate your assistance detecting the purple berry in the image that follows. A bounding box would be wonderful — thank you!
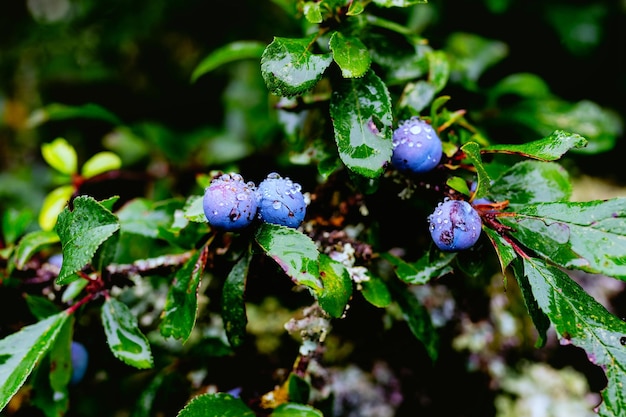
[428,199,482,251]
[203,173,259,230]
[257,172,306,228]
[391,117,442,173]
[70,341,88,385]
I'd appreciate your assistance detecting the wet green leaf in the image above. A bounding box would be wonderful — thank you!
[55,196,120,285]
[460,142,491,199]
[255,223,322,292]
[0,312,70,412]
[510,259,550,347]
[482,227,517,275]
[117,198,182,238]
[499,198,626,278]
[484,130,587,161]
[41,137,77,176]
[177,393,254,417]
[101,298,153,369]
[489,160,572,205]
[183,195,207,223]
[329,69,393,178]
[317,254,353,318]
[191,41,266,82]
[261,35,333,97]
[13,230,60,270]
[221,251,251,349]
[518,257,626,416]
[329,32,371,78]
[271,403,323,417]
[160,246,208,342]
[81,151,122,179]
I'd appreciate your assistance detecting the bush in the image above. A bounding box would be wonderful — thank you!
[1,1,625,416]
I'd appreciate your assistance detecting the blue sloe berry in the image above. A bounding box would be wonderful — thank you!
[203,173,259,230]
[391,117,442,173]
[257,172,306,228]
[70,341,89,385]
[428,199,482,251]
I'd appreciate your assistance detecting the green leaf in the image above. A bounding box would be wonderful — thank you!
[41,137,78,176]
[505,99,622,154]
[372,0,427,7]
[55,196,120,285]
[117,198,181,238]
[487,72,552,103]
[499,198,626,278]
[360,273,392,308]
[302,1,323,23]
[427,50,450,93]
[176,392,255,417]
[28,103,122,127]
[382,251,456,285]
[489,160,572,205]
[390,281,438,361]
[329,32,371,78]
[254,223,322,293]
[101,298,154,369]
[191,41,266,82]
[81,151,122,179]
[446,176,470,196]
[317,254,353,318]
[510,259,550,348]
[398,80,436,113]
[287,372,310,403]
[25,294,62,320]
[482,227,517,275]
[445,32,508,90]
[183,195,207,223]
[2,208,34,246]
[0,311,70,412]
[221,251,251,349]
[483,130,588,161]
[460,142,491,199]
[46,316,73,414]
[271,402,324,417]
[160,246,208,342]
[39,185,74,232]
[261,35,333,97]
[329,69,393,178]
[518,257,626,416]
[12,230,60,270]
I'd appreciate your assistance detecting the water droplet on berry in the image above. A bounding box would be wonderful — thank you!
[272,201,282,209]
[409,125,422,135]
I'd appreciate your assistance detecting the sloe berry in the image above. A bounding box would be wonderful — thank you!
[391,117,442,173]
[428,199,482,251]
[203,173,259,230]
[257,172,306,228]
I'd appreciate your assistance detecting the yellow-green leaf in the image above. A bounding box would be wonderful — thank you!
[41,138,77,176]
[39,185,74,231]
[81,152,122,179]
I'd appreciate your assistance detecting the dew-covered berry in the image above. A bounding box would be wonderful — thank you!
[203,173,259,230]
[428,199,482,251]
[257,172,306,228]
[70,341,89,385]
[391,117,442,173]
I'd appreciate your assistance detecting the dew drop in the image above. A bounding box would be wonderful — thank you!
[409,125,422,135]
[272,201,282,209]
[620,336,626,346]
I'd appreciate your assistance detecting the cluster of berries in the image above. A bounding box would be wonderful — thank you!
[390,116,483,252]
[202,172,306,231]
